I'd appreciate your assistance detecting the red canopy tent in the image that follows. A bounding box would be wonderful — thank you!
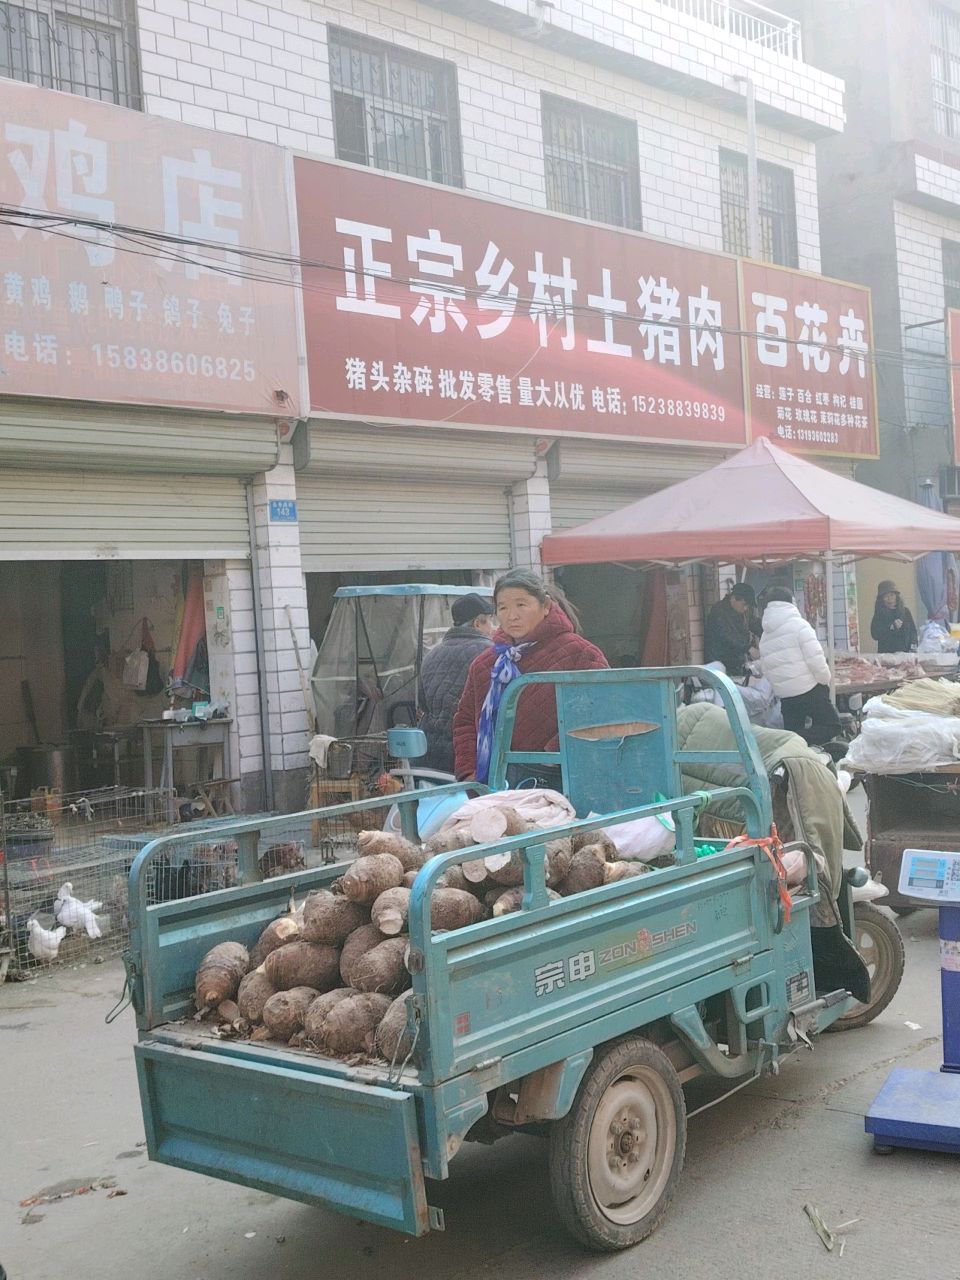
[541,437,960,668]
[541,437,960,568]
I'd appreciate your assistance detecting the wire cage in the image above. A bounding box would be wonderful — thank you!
[307,735,397,851]
[0,785,176,977]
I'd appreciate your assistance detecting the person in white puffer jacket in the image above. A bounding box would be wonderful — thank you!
[758,588,842,747]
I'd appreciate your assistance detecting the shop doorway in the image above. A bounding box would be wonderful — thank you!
[1,559,211,798]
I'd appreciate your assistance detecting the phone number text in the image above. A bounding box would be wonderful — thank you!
[92,344,256,381]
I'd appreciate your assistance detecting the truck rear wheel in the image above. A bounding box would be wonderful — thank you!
[831,902,905,1031]
[548,1036,686,1251]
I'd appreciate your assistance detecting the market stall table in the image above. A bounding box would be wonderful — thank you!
[140,718,233,822]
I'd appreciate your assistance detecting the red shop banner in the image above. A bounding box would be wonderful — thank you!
[296,157,748,447]
[0,80,305,414]
[741,262,879,459]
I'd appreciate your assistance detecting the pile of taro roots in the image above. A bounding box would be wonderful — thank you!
[193,808,653,1064]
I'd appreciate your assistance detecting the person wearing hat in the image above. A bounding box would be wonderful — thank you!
[704,582,756,677]
[870,580,918,653]
[419,593,496,773]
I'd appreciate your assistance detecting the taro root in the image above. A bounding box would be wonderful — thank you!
[339,923,385,987]
[375,990,416,1062]
[350,936,411,996]
[341,854,404,905]
[248,915,301,969]
[356,831,425,872]
[435,864,471,893]
[301,891,368,946]
[603,861,653,885]
[263,940,340,992]
[461,858,493,888]
[423,828,476,856]
[485,850,525,888]
[302,988,354,1048]
[371,887,411,936]
[261,986,317,1039]
[237,968,277,1024]
[402,870,419,889]
[430,888,484,932]
[322,992,393,1055]
[469,805,530,846]
[194,941,249,1010]
[544,838,574,887]
[557,848,607,896]
[571,830,619,861]
[492,886,562,916]
[216,999,241,1025]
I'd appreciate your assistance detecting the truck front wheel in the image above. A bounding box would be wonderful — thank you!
[548,1036,686,1251]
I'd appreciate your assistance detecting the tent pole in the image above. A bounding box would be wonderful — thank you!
[825,550,836,700]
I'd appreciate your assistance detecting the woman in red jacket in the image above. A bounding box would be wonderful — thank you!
[452,569,608,785]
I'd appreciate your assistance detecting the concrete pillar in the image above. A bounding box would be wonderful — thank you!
[247,445,313,812]
[510,460,552,572]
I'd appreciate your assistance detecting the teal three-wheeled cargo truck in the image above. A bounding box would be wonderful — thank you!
[127,668,866,1251]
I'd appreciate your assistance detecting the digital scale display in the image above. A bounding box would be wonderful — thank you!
[899,849,960,902]
[908,858,947,890]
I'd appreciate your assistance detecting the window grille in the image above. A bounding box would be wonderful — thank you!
[720,149,798,267]
[0,0,140,108]
[943,238,960,310]
[329,26,463,188]
[932,2,960,139]
[542,94,642,231]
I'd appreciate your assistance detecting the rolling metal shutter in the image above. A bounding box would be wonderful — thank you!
[550,442,730,532]
[298,424,530,573]
[0,400,279,476]
[297,474,512,572]
[0,470,250,560]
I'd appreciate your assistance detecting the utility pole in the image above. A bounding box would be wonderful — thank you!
[732,74,761,260]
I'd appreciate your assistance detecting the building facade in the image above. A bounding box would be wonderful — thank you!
[785,0,960,503]
[2,0,854,808]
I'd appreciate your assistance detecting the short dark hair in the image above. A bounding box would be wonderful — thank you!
[451,592,494,626]
[765,587,794,604]
[730,583,756,605]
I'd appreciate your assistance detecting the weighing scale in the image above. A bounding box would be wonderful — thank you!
[864,848,960,1156]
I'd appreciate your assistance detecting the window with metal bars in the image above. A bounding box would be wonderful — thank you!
[329,27,463,188]
[541,94,642,231]
[932,3,960,139]
[0,0,140,107]
[943,239,960,310]
[719,149,798,267]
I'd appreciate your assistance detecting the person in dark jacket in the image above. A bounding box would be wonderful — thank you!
[870,580,918,653]
[419,593,495,773]
[704,583,756,676]
[452,570,608,784]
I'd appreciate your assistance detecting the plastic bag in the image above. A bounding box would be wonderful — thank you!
[440,788,576,836]
[593,810,675,862]
[122,648,149,691]
[845,703,960,772]
[918,620,958,656]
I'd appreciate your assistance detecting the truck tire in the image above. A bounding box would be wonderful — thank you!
[548,1036,686,1251]
[830,902,905,1031]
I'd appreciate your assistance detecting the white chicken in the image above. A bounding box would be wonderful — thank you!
[26,918,67,961]
[55,882,103,940]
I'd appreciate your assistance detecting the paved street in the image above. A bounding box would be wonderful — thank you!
[1,905,954,1280]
